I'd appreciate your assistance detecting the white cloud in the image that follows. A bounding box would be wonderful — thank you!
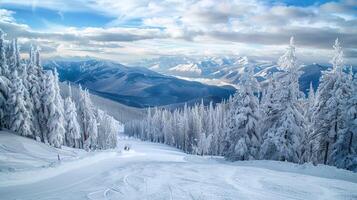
[0,9,16,23]
[0,0,356,64]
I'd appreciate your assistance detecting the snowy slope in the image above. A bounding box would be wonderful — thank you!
[0,131,120,187]
[60,83,145,123]
[0,131,86,172]
[1,132,357,200]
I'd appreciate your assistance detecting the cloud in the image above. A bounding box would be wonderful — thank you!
[18,39,59,54]
[321,0,357,14]
[0,17,165,43]
[0,0,356,63]
[0,9,167,62]
[208,27,357,49]
[0,9,15,22]
[82,27,166,42]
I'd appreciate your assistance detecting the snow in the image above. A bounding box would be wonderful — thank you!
[0,131,85,172]
[173,75,239,88]
[1,131,357,200]
[169,63,202,75]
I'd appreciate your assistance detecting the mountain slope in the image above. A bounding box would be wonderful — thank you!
[45,60,235,108]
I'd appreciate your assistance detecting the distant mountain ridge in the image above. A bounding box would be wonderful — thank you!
[133,56,356,95]
[44,60,236,108]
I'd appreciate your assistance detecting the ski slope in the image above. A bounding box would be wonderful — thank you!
[0,131,357,200]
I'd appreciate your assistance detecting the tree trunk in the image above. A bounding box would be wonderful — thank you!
[324,141,329,165]
[348,132,353,154]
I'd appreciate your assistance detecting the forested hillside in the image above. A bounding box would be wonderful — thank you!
[125,38,357,172]
[0,30,120,150]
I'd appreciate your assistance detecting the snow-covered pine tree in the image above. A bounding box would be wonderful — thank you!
[78,87,98,150]
[0,29,9,77]
[18,46,36,136]
[64,84,81,148]
[192,104,205,155]
[307,82,316,115]
[185,104,195,153]
[225,63,261,161]
[214,102,226,155]
[26,46,44,141]
[300,82,317,163]
[321,40,355,170]
[172,109,181,148]
[311,39,353,166]
[162,109,174,146]
[5,39,32,128]
[207,101,219,155]
[105,115,119,149]
[260,75,275,135]
[260,37,306,163]
[6,39,21,75]
[343,72,356,170]
[330,73,357,171]
[146,107,154,142]
[0,29,10,128]
[42,70,65,147]
[7,70,32,137]
[53,68,66,146]
[97,109,118,149]
[5,39,13,69]
[152,107,164,143]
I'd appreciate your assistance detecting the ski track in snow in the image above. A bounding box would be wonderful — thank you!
[0,136,357,200]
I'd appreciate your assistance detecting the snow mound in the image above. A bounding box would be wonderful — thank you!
[0,131,86,172]
[229,160,357,184]
[0,131,119,186]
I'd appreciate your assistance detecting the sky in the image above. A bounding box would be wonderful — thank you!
[0,0,356,64]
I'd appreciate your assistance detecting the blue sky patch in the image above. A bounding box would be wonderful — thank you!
[3,5,114,30]
[266,0,338,6]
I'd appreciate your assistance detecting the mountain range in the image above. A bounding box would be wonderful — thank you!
[133,56,356,94]
[44,60,236,108]
[45,57,356,108]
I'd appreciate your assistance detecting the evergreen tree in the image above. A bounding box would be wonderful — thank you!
[7,71,32,137]
[301,82,317,163]
[7,39,21,75]
[330,78,357,171]
[325,40,355,169]
[0,29,10,128]
[42,71,65,147]
[260,37,306,163]
[146,107,154,142]
[78,87,98,150]
[162,109,174,146]
[0,29,9,77]
[225,64,261,161]
[64,84,81,148]
[311,39,353,165]
[26,46,43,141]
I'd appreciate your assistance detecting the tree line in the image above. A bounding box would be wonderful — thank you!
[125,37,357,171]
[0,29,120,150]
